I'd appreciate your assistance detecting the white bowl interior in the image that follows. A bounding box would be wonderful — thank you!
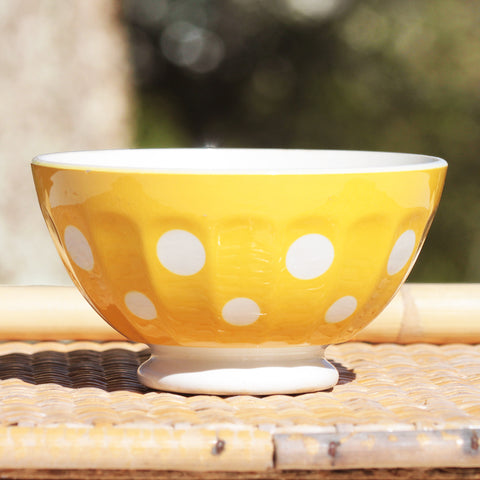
[32,149,447,174]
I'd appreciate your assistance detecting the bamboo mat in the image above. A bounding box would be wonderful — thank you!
[1,284,480,478]
[0,341,480,473]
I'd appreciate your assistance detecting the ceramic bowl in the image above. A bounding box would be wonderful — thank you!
[32,149,447,394]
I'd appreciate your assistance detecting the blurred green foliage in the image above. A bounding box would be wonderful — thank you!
[124,0,480,282]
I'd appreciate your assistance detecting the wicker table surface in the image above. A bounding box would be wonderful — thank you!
[1,340,480,479]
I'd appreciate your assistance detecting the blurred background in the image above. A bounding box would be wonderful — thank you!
[1,0,478,284]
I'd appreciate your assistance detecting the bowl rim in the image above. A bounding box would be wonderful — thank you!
[32,148,448,174]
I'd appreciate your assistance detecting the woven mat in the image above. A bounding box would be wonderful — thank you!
[1,341,480,473]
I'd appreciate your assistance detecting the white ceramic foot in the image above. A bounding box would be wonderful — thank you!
[138,345,339,395]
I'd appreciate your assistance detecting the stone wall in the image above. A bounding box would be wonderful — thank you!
[0,1,133,284]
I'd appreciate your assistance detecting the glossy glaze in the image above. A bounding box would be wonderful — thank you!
[32,150,446,347]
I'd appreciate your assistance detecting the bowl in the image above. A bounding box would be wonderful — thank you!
[31,149,447,394]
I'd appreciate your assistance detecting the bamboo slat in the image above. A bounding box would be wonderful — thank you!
[0,285,124,341]
[356,283,480,344]
[0,284,479,343]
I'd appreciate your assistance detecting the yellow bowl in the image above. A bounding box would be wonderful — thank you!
[32,149,447,394]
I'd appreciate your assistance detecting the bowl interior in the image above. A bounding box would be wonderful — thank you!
[32,149,447,174]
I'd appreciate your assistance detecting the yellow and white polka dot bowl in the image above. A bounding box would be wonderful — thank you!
[32,149,447,394]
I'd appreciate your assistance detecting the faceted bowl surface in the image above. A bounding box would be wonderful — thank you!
[32,149,446,347]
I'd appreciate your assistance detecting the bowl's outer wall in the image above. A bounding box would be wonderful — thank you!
[32,162,447,347]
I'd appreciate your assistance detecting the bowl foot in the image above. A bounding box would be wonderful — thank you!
[138,345,339,395]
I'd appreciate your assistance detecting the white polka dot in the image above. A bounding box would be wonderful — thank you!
[387,230,416,275]
[124,291,157,320]
[286,233,334,280]
[157,229,206,276]
[325,296,358,324]
[222,297,261,326]
[64,225,94,271]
